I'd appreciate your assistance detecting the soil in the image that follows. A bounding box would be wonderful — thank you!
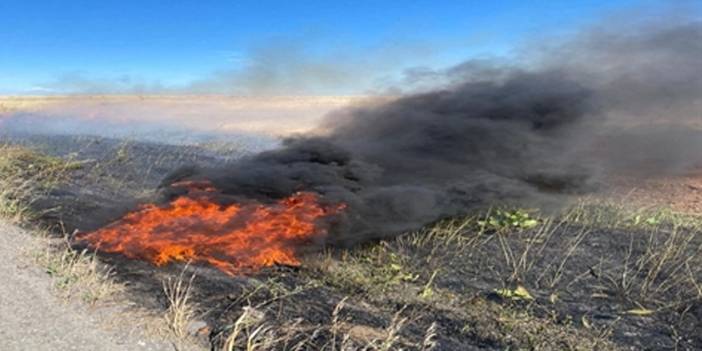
[609,171,702,214]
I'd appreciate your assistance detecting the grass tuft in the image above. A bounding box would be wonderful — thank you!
[163,266,198,339]
[31,234,120,304]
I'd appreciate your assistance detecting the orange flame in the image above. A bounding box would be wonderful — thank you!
[75,183,344,275]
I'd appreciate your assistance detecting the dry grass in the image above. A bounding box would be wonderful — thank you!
[31,234,121,304]
[0,144,77,222]
[218,299,419,351]
[597,226,702,311]
[0,145,119,303]
[162,265,198,338]
[300,199,700,349]
[564,197,702,231]
[562,199,702,311]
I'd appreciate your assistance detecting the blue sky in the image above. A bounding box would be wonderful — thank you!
[0,0,678,94]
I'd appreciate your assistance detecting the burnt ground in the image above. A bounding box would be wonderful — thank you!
[3,133,701,350]
[1,133,271,231]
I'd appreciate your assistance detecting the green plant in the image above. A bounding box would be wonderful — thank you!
[321,244,419,295]
[478,209,540,232]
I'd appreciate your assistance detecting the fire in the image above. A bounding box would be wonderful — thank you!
[75,183,344,275]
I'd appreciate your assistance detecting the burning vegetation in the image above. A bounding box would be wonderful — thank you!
[75,181,345,275]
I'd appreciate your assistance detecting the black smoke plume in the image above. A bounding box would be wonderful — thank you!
[164,18,702,244]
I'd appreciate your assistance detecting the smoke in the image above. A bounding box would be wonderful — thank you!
[165,17,702,244]
[187,37,440,95]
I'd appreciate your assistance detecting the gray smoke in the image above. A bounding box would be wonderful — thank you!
[165,18,702,244]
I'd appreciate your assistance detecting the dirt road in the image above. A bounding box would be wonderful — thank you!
[0,222,172,351]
